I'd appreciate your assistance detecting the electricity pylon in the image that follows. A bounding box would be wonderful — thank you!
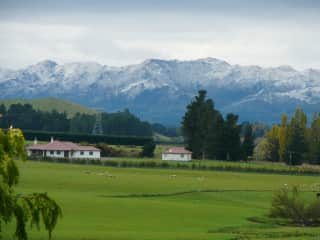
[92,112,103,135]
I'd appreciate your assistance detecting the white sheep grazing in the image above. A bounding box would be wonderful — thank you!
[170,174,177,178]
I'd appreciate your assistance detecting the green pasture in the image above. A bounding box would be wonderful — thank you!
[3,161,320,239]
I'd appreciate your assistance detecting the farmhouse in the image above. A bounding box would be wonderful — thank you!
[26,138,100,159]
[162,147,192,161]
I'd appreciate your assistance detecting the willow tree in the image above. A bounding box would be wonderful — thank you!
[0,128,62,240]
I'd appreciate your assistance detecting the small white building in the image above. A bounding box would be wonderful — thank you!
[26,138,100,159]
[162,147,192,161]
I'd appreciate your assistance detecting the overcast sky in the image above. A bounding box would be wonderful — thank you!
[0,0,319,70]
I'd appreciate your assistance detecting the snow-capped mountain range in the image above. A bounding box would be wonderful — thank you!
[1,58,320,125]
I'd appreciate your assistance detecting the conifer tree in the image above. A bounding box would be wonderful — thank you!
[308,113,320,164]
[222,114,241,161]
[284,109,307,165]
[278,114,288,162]
[182,90,212,159]
[241,124,255,160]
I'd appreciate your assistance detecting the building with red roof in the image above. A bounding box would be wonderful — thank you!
[162,147,192,161]
[26,138,100,159]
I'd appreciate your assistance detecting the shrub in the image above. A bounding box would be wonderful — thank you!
[270,186,320,226]
[140,141,156,157]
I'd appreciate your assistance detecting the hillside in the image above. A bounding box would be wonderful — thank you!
[0,98,96,118]
[1,58,320,124]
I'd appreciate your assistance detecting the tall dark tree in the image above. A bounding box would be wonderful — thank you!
[0,104,6,128]
[206,109,224,160]
[241,124,255,160]
[140,140,156,157]
[308,113,320,164]
[222,114,241,161]
[181,90,215,159]
[283,109,307,165]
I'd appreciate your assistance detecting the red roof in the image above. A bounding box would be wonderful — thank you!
[27,140,100,151]
[163,147,192,154]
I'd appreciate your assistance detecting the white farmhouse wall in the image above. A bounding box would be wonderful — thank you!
[71,150,100,159]
[45,150,66,158]
[162,153,192,161]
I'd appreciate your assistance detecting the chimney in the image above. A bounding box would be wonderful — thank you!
[34,137,38,145]
[50,137,54,143]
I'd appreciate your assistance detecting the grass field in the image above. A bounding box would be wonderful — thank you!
[3,160,320,240]
[0,98,96,117]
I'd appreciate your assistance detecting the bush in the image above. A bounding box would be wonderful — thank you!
[140,141,156,157]
[270,186,320,226]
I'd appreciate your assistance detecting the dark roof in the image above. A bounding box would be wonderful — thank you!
[26,140,100,151]
[163,147,192,154]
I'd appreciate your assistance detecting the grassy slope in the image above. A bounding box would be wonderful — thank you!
[0,98,96,117]
[3,161,320,240]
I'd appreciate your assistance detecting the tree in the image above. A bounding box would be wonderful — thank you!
[221,114,241,161]
[0,128,62,240]
[181,90,214,159]
[278,114,288,162]
[265,125,280,162]
[182,90,241,161]
[140,141,156,157]
[253,137,273,161]
[308,113,320,164]
[283,109,307,165]
[241,124,255,161]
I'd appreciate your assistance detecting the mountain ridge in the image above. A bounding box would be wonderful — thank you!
[0,58,319,125]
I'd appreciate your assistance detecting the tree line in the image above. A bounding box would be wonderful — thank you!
[254,109,320,165]
[0,104,153,137]
[182,90,255,161]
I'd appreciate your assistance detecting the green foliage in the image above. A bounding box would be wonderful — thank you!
[181,90,241,160]
[23,130,153,146]
[0,129,62,240]
[241,124,255,160]
[283,109,308,165]
[270,186,320,226]
[265,125,281,162]
[255,109,318,166]
[27,156,320,175]
[0,103,153,137]
[101,109,153,137]
[140,141,156,157]
[308,113,320,164]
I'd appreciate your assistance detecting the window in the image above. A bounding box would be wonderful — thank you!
[180,154,184,158]
[56,151,61,155]
[50,151,54,155]
[80,151,84,155]
[89,151,93,156]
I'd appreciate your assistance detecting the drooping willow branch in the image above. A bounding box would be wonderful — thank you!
[0,129,62,240]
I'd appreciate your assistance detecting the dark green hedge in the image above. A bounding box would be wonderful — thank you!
[23,130,153,146]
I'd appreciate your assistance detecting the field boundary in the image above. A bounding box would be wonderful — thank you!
[27,157,320,176]
[101,189,319,199]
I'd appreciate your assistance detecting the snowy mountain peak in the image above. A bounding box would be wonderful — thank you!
[0,58,320,124]
[32,60,58,69]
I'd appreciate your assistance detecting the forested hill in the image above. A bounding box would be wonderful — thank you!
[0,98,96,118]
[0,103,153,137]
